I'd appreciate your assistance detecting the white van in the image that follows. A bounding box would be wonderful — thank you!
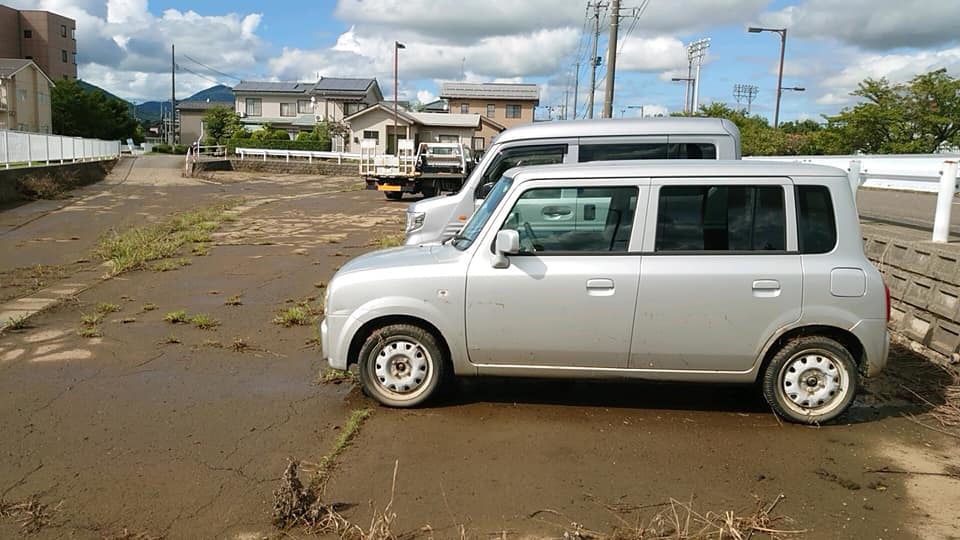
[403,117,742,245]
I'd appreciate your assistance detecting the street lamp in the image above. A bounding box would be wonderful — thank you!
[620,105,644,118]
[393,41,405,155]
[671,77,694,114]
[748,26,789,128]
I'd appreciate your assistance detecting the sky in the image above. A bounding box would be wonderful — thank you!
[6,0,960,123]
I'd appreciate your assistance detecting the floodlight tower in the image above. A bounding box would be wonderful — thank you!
[733,84,759,113]
[687,38,710,114]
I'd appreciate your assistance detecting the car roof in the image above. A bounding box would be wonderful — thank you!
[503,159,847,182]
[493,117,740,144]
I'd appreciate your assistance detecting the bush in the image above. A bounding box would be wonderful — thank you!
[172,144,188,154]
[153,143,172,154]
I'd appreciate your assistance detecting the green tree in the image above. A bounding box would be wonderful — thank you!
[201,105,241,144]
[52,80,140,142]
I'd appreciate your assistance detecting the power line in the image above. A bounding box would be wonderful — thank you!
[177,64,228,87]
[182,54,242,82]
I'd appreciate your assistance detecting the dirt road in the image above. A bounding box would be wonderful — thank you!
[0,161,957,539]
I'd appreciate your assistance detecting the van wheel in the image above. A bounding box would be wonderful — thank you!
[358,324,446,407]
[421,186,438,198]
[762,336,858,424]
[384,191,403,200]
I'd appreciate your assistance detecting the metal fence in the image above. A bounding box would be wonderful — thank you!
[1,129,121,169]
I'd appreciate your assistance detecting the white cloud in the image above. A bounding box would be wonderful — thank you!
[416,90,437,105]
[617,36,688,73]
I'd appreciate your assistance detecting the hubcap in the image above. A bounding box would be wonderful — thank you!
[781,353,843,410]
[374,339,430,395]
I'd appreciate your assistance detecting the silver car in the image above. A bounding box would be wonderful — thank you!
[321,160,889,424]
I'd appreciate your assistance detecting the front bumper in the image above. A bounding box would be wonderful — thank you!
[320,315,349,370]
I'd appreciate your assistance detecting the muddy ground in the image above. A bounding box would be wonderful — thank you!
[0,156,958,539]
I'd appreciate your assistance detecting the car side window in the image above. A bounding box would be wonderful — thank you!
[655,185,786,252]
[476,145,568,199]
[796,185,837,254]
[578,142,717,162]
[501,186,638,253]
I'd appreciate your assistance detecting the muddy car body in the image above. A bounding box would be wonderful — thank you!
[322,160,889,424]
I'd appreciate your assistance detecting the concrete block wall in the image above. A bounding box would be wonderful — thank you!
[0,160,115,203]
[191,159,357,177]
[863,232,960,360]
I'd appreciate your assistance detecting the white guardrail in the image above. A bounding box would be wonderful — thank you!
[1,129,121,169]
[748,154,959,243]
[235,147,360,164]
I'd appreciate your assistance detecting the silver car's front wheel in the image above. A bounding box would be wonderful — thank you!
[762,336,859,424]
[358,324,446,407]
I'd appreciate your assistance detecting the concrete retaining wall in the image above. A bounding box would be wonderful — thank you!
[0,160,117,204]
[863,232,960,361]
[191,159,356,177]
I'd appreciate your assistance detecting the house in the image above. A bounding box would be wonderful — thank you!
[232,77,382,147]
[344,103,480,155]
[440,81,539,130]
[0,5,77,82]
[0,58,54,132]
[176,100,233,145]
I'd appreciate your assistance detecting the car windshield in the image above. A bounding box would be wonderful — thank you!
[452,176,514,251]
[454,143,501,194]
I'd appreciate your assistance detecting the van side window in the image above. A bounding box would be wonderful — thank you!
[502,186,638,253]
[477,145,567,197]
[655,186,786,252]
[579,143,717,162]
[796,185,837,254]
[670,143,716,159]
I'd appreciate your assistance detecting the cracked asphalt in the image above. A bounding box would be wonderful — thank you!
[0,156,958,539]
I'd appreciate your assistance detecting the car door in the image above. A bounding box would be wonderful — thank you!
[465,180,647,368]
[630,178,802,372]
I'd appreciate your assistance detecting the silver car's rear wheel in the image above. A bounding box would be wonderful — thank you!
[358,324,446,407]
[762,336,859,424]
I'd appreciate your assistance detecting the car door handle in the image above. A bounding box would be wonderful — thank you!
[752,279,781,298]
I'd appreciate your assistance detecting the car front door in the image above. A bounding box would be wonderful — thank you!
[465,180,646,368]
[630,178,802,372]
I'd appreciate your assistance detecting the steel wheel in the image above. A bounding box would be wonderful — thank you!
[358,324,446,407]
[762,336,859,424]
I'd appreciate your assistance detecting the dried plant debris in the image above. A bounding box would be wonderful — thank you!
[0,497,61,534]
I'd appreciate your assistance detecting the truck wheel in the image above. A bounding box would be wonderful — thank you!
[358,324,446,407]
[384,191,403,200]
[761,336,858,424]
[421,186,438,198]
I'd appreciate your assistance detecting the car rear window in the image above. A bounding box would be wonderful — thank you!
[796,185,837,254]
[655,185,786,252]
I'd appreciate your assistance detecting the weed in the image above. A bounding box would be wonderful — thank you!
[224,294,243,306]
[191,243,210,256]
[318,368,355,385]
[96,200,240,274]
[273,305,312,327]
[373,233,404,248]
[314,408,372,490]
[4,315,29,330]
[95,302,120,314]
[163,310,189,324]
[142,302,158,312]
[78,326,102,338]
[162,334,181,344]
[149,258,190,272]
[80,312,104,326]
[190,313,220,330]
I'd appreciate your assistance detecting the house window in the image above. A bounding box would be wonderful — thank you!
[60,25,67,37]
[61,50,68,62]
[486,104,495,117]
[245,98,262,116]
[438,135,459,143]
[17,89,28,102]
[363,130,379,142]
[345,102,367,115]
[460,103,469,114]
[506,104,521,118]
[23,30,32,38]
[472,136,485,151]
[297,100,312,114]
[280,103,294,117]
[72,52,77,65]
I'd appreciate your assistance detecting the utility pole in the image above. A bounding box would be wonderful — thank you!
[586,1,606,119]
[572,62,580,119]
[169,44,176,145]
[601,0,620,118]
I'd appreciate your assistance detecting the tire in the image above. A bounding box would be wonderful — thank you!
[384,191,403,201]
[762,336,859,424]
[421,185,438,198]
[358,324,446,407]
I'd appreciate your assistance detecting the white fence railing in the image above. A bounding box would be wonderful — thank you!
[747,154,959,243]
[1,129,121,169]
[235,147,361,164]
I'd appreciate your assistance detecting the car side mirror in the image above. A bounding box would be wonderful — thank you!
[492,229,520,268]
[478,181,495,199]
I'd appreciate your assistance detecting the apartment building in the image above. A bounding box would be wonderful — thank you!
[0,58,55,132]
[0,5,77,82]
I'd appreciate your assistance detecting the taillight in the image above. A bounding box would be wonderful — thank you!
[885,283,891,322]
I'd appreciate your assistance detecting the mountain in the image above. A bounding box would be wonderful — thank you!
[186,84,233,102]
[77,80,128,104]
[76,81,233,124]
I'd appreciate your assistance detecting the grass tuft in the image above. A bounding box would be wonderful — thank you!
[78,326,102,338]
[273,305,313,327]
[163,310,189,324]
[95,302,120,314]
[141,302,158,312]
[224,294,243,306]
[149,258,191,272]
[4,315,29,330]
[80,312,104,326]
[318,368,355,385]
[373,234,404,249]
[161,334,181,344]
[313,408,372,490]
[190,313,220,330]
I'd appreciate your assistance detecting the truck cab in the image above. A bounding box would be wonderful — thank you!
[403,117,742,245]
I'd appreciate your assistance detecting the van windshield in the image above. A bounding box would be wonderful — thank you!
[453,176,514,251]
